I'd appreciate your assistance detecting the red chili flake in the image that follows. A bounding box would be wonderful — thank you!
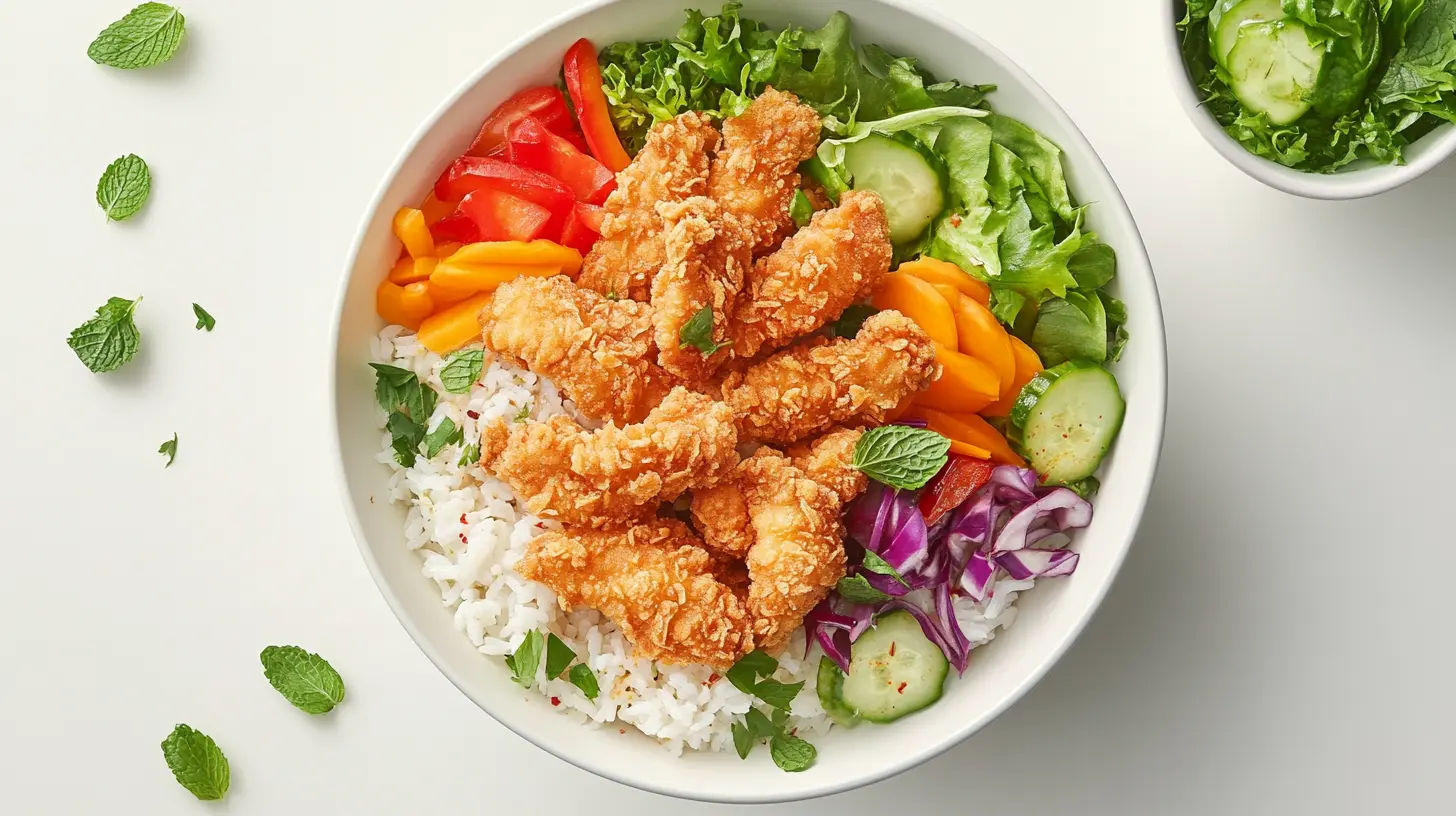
[619,729,626,734]
[896,682,908,694]
[466,410,480,419]
[459,514,468,525]
[550,697,561,707]
[949,214,963,227]
[458,533,467,544]
[706,673,720,685]
[889,641,896,657]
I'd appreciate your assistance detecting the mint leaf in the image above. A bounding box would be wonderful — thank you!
[753,679,804,712]
[744,707,777,740]
[770,734,816,772]
[160,724,229,800]
[514,404,532,422]
[191,303,215,331]
[96,154,151,221]
[387,412,423,468]
[423,417,461,459]
[68,296,142,372]
[158,433,177,467]
[790,189,814,228]
[771,706,789,728]
[457,443,480,467]
[677,305,729,355]
[567,664,599,700]
[88,3,186,69]
[852,425,951,489]
[732,722,753,759]
[505,630,544,687]
[835,574,891,605]
[260,645,346,715]
[725,649,778,695]
[862,550,910,588]
[832,303,877,338]
[369,363,434,423]
[545,633,576,680]
[440,349,484,394]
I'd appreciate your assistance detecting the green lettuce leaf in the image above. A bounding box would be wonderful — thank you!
[1030,292,1107,367]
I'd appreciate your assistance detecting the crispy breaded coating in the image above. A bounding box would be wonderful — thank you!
[479,387,739,529]
[690,482,755,558]
[729,190,893,360]
[788,427,867,505]
[724,311,939,445]
[650,197,752,382]
[515,520,754,668]
[480,275,673,426]
[708,88,823,254]
[579,113,721,302]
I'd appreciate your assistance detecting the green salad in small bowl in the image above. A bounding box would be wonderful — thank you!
[1173,0,1456,193]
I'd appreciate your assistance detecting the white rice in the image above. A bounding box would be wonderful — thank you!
[371,325,1029,753]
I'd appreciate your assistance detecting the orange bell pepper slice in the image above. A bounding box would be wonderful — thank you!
[918,342,1000,413]
[430,262,562,298]
[910,407,1025,467]
[389,256,439,285]
[393,207,435,259]
[442,240,583,277]
[942,289,1015,394]
[376,281,435,330]
[981,336,1044,417]
[872,272,958,348]
[417,293,493,355]
[563,38,632,173]
[898,256,991,306]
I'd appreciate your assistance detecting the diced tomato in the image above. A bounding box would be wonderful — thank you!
[429,212,480,245]
[560,203,605,253]
[918,455,996,526]
[466,86,579,157]
[434,157,574,224]
[457,188,553,243]
[506,117,616,205]
[563,38,632,173]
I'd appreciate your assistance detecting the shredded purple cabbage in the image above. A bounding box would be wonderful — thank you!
[819,465,1094,673]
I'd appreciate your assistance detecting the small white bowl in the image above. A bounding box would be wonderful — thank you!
[1163,1,1456,199]
[331,0,1167,802]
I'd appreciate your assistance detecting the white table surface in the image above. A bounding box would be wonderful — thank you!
[3,0,1453,812]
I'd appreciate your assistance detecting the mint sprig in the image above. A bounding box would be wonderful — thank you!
[158,433,177,467]
[260,645,346,715]
[678,305,730,355]
[440,349,484,394]
[567,664,599,700]
[851,425,951,490]
[192,303,215,331]
[68,296,142,372]
[505,631,544,687]
[96,154,151,221]
[160,724,229,800]
[88,3,186,69]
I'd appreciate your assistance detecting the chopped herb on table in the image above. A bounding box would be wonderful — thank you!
[158,433,177,467]
[191,303,215,331]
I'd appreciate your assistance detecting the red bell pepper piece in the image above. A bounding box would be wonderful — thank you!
[456,188,554,243]
[918,455,996,526]
[429,212,480,245]
[434,157,574,219]
[506,117,616,205]
[559,203,605,254]
[563,38,632,173]
[466,86,581,158]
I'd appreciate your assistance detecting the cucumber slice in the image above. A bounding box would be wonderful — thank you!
[1209,0,1286,66]
[839,610,949,723]
[815,657,861,727]
[841,133,946,244]
[1225,21,1324,126]
[1011,361,1126,485]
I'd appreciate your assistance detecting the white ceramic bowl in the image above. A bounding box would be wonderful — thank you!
[330,0,1167,802]
[1163,1,1456,199]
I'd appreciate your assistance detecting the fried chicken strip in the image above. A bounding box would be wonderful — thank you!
[480,275,673,426]
[516,520,753,668]
[788,427,868,505]
[724,310,939,445]
[650,197,752,382]
[708,88,823,254]
[729,190,894,360]
[579,113,721,302]
[479,387,739,529]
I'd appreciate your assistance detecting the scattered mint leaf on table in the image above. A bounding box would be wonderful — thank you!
[68,296,142,372]
[158,433,177,467]
[88,3,186,69]
[505,630,544,687]
[260,645,346,714]
[770,734,816,772]
[191,303,215,331]
[96,154,151,221]
[567,664,599,700]
[160,724,229,800]
[440,349,483,394]
[544,634,576,680]
[852,425,951,490]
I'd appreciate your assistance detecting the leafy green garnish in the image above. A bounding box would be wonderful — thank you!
[440,349,484,394]
[96,154,151,221]
[505,630,544,687]
[68,296,142,372]
[789,189,814,228]
[731,722,753,759]
[752,679,804,711]
[457,443,481,467]
[861,550,909,588]
[545,633,576,680]
[1102,293,1129,362]
[423,417,462,459]
[834,573,892,605]
[191,303,215,331]
[851,426,950,490]
[831,303,878,338]
[1030,292,1107,367]
[160,724,229,801]
[733,705,816,771]
[514,404,531,422]
[370,364,437,467]
[678,305,729,355]
[770,734,816,772]
[260,645,346,715]
[725,649,778,695]
[88,3,186,69]
[744,707,777,740]
[158,433,177,467]
[567,664,599,700]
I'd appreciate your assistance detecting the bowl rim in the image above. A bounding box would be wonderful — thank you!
[328,0,1169,802]
[1160,0,1456,200]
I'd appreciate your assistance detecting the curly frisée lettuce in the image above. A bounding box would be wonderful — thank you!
[1179,0,1456,172]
